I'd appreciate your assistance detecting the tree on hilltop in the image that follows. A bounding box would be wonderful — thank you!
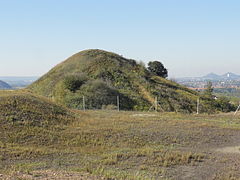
[147,61,168,78]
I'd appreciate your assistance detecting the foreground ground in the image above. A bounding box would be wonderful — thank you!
[1,110,240,179]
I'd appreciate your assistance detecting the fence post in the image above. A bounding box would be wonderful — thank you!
[83,96,86,111]
[234,102,240,115]
[117,96,120,112]
[155,96,158,112]
[197,98,200,114]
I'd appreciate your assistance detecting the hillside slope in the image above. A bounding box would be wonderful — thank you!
[0,90,75,126]
[0,80,12,89]
[28,49,233,113]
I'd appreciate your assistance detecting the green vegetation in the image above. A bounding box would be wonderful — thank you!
[28,49,234,113]
[214,88,240,104]
[63,73,88,92]
[64,79,134,110]
[196,82,236,113]
[147,61,168,78]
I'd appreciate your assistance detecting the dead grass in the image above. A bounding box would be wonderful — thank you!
[1,93,240,179]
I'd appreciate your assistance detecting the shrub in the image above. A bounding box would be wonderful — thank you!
[216,96,235,112]
[63,73,87,92]
[148,61,168,78]
[68,80,119,109]
[65,80,135,110]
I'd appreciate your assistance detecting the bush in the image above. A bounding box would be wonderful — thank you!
[148,61,168,78]
[64,80,135,110]
[63,73,87,92]
[216,96,235,112]
[66,80,119,109]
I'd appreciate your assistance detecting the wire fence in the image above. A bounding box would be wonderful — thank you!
[70,95,120,111]
[71,96,168,112]
[69,96,238,114]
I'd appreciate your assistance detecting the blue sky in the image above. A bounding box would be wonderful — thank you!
[0,0,240,77]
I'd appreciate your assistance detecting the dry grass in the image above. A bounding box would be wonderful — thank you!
[1,91,240,179]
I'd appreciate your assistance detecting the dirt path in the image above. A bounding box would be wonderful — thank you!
[0,170,105,180]
[166,126,240,180]
[216,146,240,154]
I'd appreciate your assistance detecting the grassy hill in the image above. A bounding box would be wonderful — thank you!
[0,90,75,127]
[28,49,234,113]
[0,80,12,89]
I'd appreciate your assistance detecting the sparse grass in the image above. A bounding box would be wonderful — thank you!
[1,91,240,179]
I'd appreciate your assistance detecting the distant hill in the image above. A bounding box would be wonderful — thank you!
[0,76,38,89]
[202,73,221,80]
[28,49,234,113]
[178,72,240,81]
[0,80,12,89]
[221,72,240,80]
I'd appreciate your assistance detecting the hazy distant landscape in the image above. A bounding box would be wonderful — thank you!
[176,72,240,88]
[0,80,12,89]
[0,76,38,89]
[176,73,240,104]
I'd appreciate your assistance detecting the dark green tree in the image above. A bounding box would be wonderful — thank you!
[147,61,168,78]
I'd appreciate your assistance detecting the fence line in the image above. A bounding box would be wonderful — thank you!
[72,96,226,114]
[78,95,121,111]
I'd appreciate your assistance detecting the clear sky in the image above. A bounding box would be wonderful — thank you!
[0,0,240,77]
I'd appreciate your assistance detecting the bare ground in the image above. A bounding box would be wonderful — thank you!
[0,170,105,180]
[1,112,240,180]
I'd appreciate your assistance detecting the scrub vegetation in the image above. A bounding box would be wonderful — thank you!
[28,49,235,113]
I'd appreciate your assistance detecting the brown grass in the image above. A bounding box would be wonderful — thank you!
[1,92,240,179]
